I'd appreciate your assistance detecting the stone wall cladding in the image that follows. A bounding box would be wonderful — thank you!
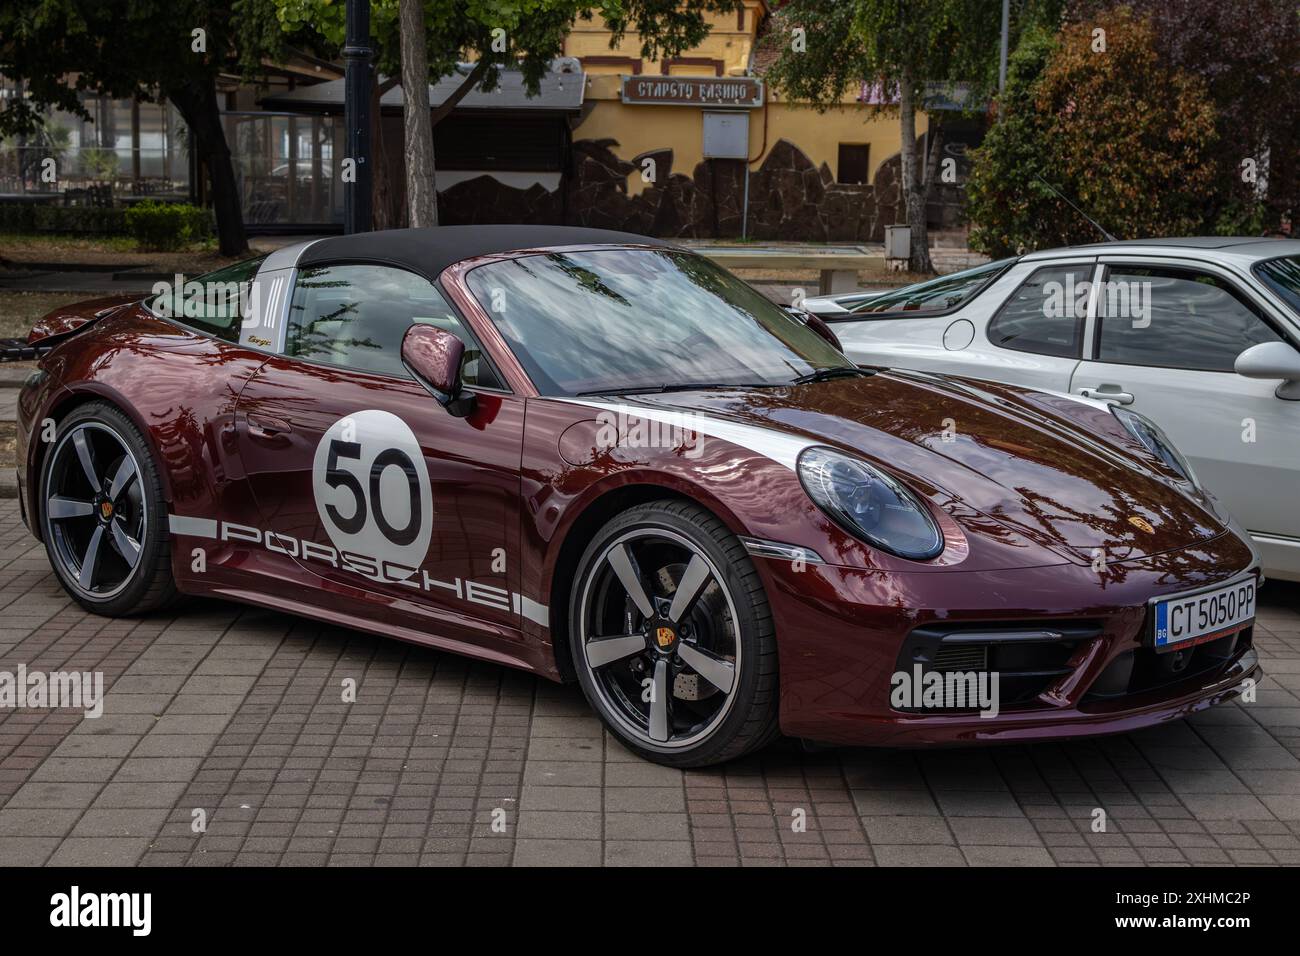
[437,137,909,241]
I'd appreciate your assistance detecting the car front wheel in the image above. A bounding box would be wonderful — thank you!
[568,500,779,767]
[39,402,178,616]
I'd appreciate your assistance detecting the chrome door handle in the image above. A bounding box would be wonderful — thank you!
[1075,386,1134,405]
[247,414,294,442]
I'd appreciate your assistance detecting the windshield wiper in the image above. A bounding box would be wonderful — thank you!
[790,366,874,385]
[576,382,779,396]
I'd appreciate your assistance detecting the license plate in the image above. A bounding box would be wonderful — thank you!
[1152,577,1256,651]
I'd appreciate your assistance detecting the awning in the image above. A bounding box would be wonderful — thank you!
[258,61,585,115]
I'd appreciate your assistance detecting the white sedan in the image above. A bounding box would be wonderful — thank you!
[803,238,1300,581]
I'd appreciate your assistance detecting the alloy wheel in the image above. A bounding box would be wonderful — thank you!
[578,527,741,749]
[43,422,147,599]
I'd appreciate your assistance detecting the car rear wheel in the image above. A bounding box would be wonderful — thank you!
[568,500,779,767]
[39,402,177,616]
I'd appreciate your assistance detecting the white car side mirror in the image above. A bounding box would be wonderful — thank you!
[1235,341,1300,400]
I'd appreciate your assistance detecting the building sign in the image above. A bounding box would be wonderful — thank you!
[859,80,983,112]
[621,76,764,108]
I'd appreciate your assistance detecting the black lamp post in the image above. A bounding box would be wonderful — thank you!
[343,0,373,233]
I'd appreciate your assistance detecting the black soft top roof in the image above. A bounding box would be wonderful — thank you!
[297,225,672,278]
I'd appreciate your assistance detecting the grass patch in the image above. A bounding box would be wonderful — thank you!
[0,232,231,272]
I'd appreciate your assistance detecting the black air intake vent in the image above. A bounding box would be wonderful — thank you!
[894,621,1104,711]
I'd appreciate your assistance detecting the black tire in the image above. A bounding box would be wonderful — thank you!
[39,401,178,616]
[568,499,780,767]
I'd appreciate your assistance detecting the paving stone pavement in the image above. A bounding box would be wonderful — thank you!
[0,499,1297,867]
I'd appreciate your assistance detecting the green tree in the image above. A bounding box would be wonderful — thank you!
[0,0,317,255]
[1070,0,1300,235]
[963,26,1061,255]
[967,8,1218,254]
[763,0,1001,273]
[274,0,739,227]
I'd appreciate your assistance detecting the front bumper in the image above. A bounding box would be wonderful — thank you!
[758,530,1262,747]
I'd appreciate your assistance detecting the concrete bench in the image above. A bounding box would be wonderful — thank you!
[692,246,884,294]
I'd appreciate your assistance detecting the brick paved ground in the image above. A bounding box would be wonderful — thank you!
[0,498,1297,867]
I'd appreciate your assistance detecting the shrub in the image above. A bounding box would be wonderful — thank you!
[964,27,1061,257]
[31,204,129,235]
[0,202,38,233]
[124,201,213,251]
[967,9,1218,254]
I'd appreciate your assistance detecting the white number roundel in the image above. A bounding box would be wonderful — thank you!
[312,410,432,577]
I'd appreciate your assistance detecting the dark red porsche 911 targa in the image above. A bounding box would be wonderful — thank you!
[11,226,1261,766]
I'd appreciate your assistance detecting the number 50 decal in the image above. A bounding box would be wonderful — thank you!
[312,410,433,577]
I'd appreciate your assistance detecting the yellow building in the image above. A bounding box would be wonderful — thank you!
[249,1,957,238]
[555,0,927,241]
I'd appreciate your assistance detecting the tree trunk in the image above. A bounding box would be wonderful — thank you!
[399,0,436,227]
[169,77,247,257]
[897,68,933,274]
[371,76,399,230]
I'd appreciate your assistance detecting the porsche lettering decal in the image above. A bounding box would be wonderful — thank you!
[167,514,549,627]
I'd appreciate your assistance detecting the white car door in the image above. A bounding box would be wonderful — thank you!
[1069,257,1300,576]
[836,257,1097,394]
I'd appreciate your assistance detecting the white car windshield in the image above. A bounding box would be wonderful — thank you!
[848,258,1015,316]
[1255,255,1300,319]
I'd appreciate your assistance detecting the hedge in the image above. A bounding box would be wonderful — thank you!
[0,202,37,233]
[124,201,213,251]
[0,200,214,247]
[33,205,130,235]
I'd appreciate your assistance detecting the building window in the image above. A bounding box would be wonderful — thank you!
[837,144,870,184]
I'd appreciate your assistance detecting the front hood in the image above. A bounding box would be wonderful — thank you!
[591,371,1224,564]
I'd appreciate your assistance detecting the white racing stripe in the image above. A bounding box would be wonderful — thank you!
[563,398,814,471]
[512,593,550,627]
[168,515,218,538]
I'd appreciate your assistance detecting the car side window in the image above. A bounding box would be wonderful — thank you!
[987,264,1090,359]
[285,263,503,388]
[149,255,267,343]
[1096,266,1282,372]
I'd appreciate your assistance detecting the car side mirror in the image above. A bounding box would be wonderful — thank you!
[401,324,477,417]
[789,308,844,352]
[1234,341,1300,401]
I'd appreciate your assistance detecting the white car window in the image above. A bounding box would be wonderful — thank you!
[1097,266,1282,372]
[987,264,1090,359]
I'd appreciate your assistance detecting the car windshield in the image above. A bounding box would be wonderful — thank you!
[848,258,1015,316]
[1254,255,1300,318]
[466,248,848,396]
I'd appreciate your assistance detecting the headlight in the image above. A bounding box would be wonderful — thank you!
[1111,407,1199,488]
[797,446,943,559]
